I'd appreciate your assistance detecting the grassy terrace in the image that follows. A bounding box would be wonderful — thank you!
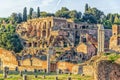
[0,72,93,80]
[0,75,92,80]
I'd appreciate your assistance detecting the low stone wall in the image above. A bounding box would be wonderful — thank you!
[0,48,18,70]
[57,62,76,72]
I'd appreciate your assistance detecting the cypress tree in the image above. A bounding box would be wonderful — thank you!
[85,3,89,12]
[29,8,34,19]
[23,7,27,22]
[37,7,40,18]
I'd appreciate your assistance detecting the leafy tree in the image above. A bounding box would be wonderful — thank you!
[10,13,18,23]
[84,4,105,24]
[17,13,22,23]
[82,13,97,24]
[109,14,114,23]
[69,10,82,23]
[23,7,27,22]
[77,12,82,19]
[46,13,54,17]
[114,15,120,24]
[9,13,23,24]
[106,14,114,23]
[69,10,78,19]
[40,12,48,17]
[103,20,112,29]
[0,24,23,52]
[92,8,104,23]
[37,7,40,18]
[0,18,10,24]
[55,7,70,18]
[40,12,54,17]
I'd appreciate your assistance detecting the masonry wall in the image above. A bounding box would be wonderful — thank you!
[109,25,120,52]
[0,48,18,70]
[76,43,87,54]
[94,60,120,80]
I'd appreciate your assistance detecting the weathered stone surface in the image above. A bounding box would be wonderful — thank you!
[109,25,120,52]
[94,60,120,80]
[72,65,82,74]
[0,48,18,70]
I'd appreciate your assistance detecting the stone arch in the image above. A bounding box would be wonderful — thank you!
[49,21,52,27]
[47,28,50,37]
[23,42,27,47]
[49,36,54,44]
[37,30,41,39]
[33,42,37,47]
[42,30,46,37]
[82,26,85,29]
[37,41,40,47]
[68,24,70,28]
[29,43,32,47]
[33,25,36,31]
[75,25,77,29]
[43,22,46,29]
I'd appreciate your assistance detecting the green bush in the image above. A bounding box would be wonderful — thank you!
[109,54,120,62]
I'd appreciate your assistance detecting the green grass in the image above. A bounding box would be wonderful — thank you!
[0,74,93,80]
[104,53,120,63]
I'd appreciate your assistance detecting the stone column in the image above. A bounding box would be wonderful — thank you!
[47,46,54,74]
[97,24,104,54]
[47,51,50,74]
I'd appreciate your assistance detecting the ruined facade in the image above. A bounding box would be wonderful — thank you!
[109,25,120,52]
[16,17,112,55]
[0,17,114,76]
[16,17,97,49]
[76,33,97,61]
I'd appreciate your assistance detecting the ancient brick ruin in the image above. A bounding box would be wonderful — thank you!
[109,25,120,52]
[0,17,115,76]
